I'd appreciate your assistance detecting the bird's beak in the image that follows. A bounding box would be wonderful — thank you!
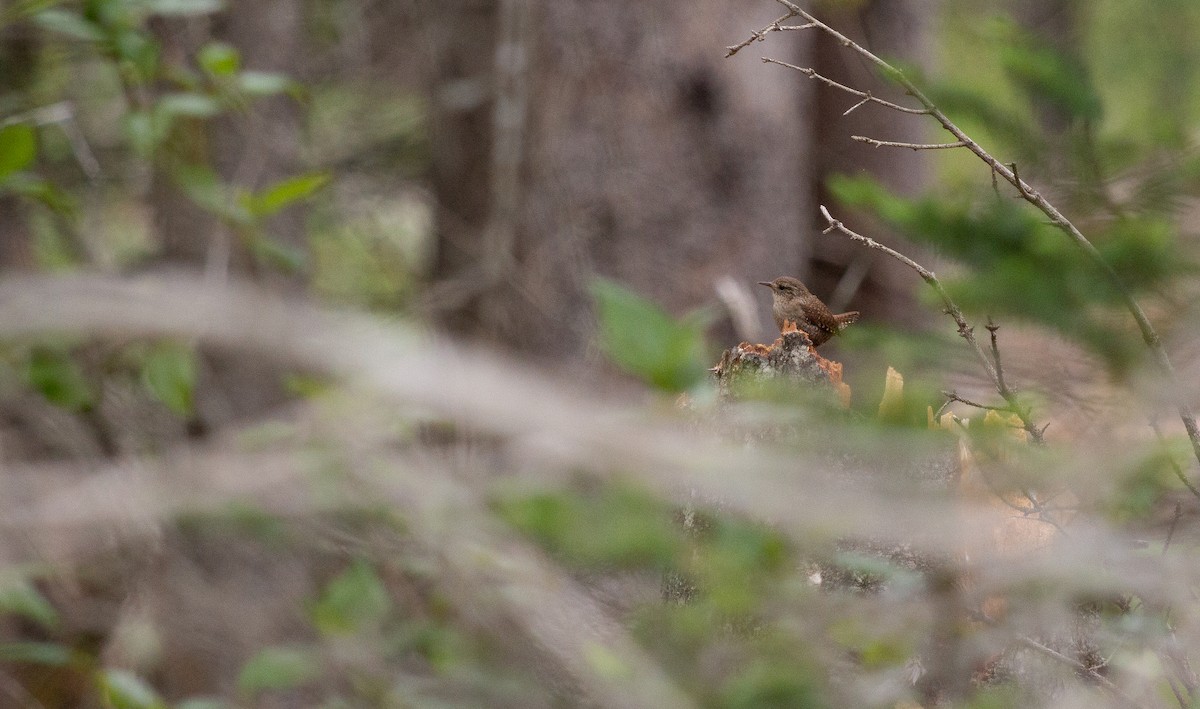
[757,281,772,288]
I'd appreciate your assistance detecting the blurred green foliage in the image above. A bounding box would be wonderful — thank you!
[0,571,59,630]
[140,340,197,417]
[591,278,712,392]
[310,559,391,636]
[100,669,168,709]
[830,173,1188,371]
[499,486,684,569]
[236,645,321,696]
[23,343,95,411]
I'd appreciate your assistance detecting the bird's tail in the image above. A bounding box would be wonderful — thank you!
[835,311,860,329]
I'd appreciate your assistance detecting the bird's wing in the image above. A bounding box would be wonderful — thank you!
[810,307,841,337]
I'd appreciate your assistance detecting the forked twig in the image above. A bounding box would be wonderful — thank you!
[760,58,929,115]
[724,11,801,58]
[964,610,1144,707]
[820,205,1042,443]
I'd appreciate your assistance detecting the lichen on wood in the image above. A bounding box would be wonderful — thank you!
[712,329,849,406]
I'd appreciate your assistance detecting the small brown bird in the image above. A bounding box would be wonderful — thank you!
[758,276,859,347]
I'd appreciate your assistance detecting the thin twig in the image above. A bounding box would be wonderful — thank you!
[842,96,871,116]
[745,0,1200,473]
[761,58,930,114]
[968,610,1143,707]
[853,136,969,151]
[820,205,1043,444]
[2,102,102,180]
[1164,502,1183,555]
[985,320,1010,396]
[1016,637,1141,706]
[1150,420,1200,501]
[933,398,954,420]
[775,23,817,34]
[724,11,797,57]
[943,391,1015,414]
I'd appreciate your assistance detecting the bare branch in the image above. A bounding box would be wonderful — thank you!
[943,391,1013,414]
[775,23,817,32]
[724,11,796,57]
[820,205,1044,444]
[1150,420,1200,501]
[842,96,871,116]
[1015,635,1141,707]
[761,58,929,114]
[965,609,1144,706]
[985,320,1010,397]
[737,2,1200,472]
[853,135,969,151]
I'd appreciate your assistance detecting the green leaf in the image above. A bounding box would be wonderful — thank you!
[0,577,58,629]
[34,9,105,41]
[112,26,159,78]
[499,487,682,569]
[247,173,329,217]
[198,41,240,76]
[0,123,37,181]
[1,174,74,214]
[123,110,171,159]
[142,0,225,16]
[24,347,94,411]
[176,700,228,709]
[591,278,710,392]
[236,71,295,97]
[720,660,823,709]
[99,669,167,709]
[173,165,250,223]
[0,641,71,666]
[156,92,222,119]
[141,342,197,417]
[249,236,307,273]
[311,560,391,636]
[237,646,320,695]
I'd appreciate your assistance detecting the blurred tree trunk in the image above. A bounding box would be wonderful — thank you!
[426,0,932,359]
[425,0,815,356]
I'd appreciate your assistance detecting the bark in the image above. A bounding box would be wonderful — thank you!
[712,331,840,402]
[427,0,815,356]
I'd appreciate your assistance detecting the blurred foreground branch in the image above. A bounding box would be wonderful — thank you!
[0,447,693,709]
[1,276,1198,706]
[0,276,1186,593]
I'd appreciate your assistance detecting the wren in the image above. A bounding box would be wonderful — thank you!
[758,276,859,347]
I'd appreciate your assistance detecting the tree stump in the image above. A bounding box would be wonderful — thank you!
[711,328,849,406]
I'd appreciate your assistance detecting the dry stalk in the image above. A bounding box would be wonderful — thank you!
[818,205,1043,444]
